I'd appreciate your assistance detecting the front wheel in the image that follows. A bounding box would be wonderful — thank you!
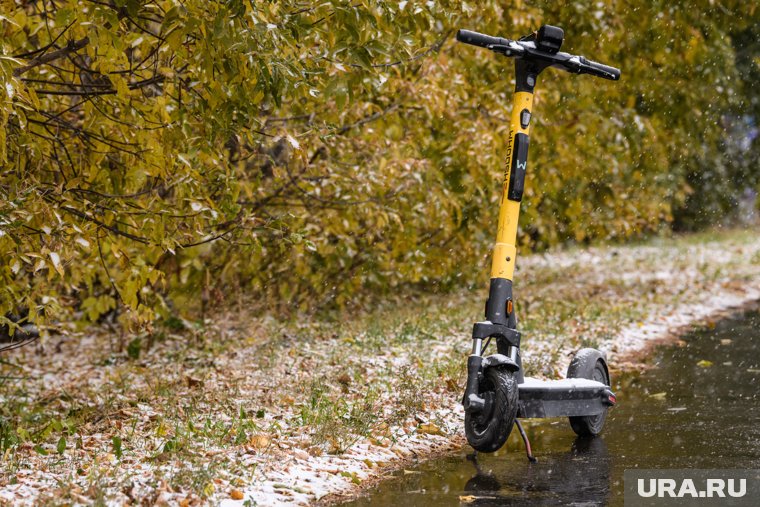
[465,367,518,452]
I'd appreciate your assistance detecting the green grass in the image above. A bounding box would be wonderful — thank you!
[297,380,380,453]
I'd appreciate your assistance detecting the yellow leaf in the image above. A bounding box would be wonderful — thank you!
[155,421,168,437]
[417,422,444,436]
[49,252,64,277]
[697,360,713,368]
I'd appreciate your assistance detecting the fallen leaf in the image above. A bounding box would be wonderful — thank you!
[248,434,271,450]
[649,392,667,400]
[417,422,444,436]
[720,339,732,345]
[230,489,244,500]
[292,448,309,460]
[460,495,477,503]
[696,360,713,368]
[369,436,390,447]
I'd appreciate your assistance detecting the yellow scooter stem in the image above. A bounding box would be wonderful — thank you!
[490,91,534,282]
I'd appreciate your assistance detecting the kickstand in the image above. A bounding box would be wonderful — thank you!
[515,419,537,463]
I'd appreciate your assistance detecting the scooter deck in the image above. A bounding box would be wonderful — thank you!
[517,377,615,418]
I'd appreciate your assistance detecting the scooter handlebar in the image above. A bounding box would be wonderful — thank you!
[456,29,511,49]
[576,56,621,81]
[457,27,621,82]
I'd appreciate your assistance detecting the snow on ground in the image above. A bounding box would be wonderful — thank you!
[1,231,759,506]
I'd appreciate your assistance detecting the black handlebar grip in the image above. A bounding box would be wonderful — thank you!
[456,29,510,49]
[580,57,621,81]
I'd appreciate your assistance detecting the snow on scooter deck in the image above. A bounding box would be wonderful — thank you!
[517,376,615,418]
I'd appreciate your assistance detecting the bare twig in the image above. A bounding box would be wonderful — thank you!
[337,103,400,134]
[13,37,90,77]
[12,20,77,59]
[56,204,152,244]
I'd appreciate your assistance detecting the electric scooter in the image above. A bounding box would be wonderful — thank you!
[457,25,620,455]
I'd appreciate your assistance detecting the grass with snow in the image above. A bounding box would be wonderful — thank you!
[1,227,760,505]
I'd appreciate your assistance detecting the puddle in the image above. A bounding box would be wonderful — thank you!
[342,307,760,506]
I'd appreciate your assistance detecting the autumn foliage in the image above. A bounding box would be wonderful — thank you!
[1,1,758,329]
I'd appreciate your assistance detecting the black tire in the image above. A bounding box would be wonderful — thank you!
[465,367,519,452]
[567,348,610,437]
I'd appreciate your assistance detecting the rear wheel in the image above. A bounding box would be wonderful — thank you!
[567,348,610,436]
[465,367,518,452]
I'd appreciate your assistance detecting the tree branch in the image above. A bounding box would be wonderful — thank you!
[337,103,400,134]
[30,73,166,96]
[12,20,77,59]
[57,204,152,244]
[13,37,90,77]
